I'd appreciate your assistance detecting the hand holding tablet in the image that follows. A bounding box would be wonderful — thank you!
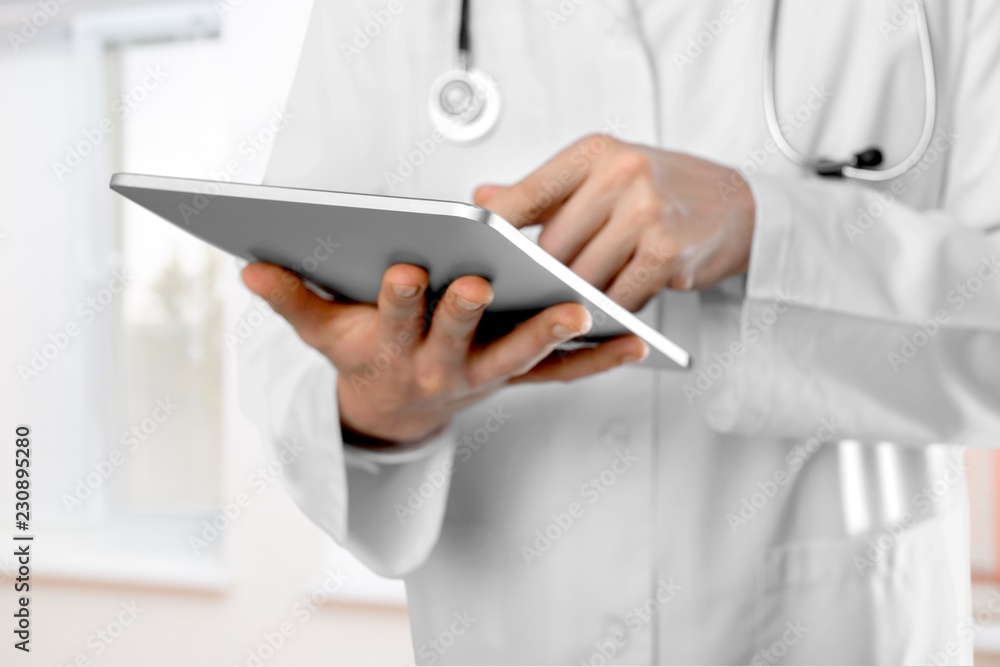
[241,260,647,444]
[110,173,690,443]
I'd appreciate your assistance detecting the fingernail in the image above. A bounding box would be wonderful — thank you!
[552,323,581,339]
[454,294,485,311]
[622,347,649,364]
[392,284,419,298]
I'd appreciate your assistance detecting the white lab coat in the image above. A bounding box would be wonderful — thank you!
[239,0,1000,664]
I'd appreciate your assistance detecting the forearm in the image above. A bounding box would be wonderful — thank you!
[692,173,1000,446]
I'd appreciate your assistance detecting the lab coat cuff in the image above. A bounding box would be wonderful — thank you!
[341,421,458,577]
[343,421,458,472]
[697,172,798,436]
[270,357,350,545]
[698,289,774,437]
[743,171,795,302]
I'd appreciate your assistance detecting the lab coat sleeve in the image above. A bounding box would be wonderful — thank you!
[238,307,456,578]
[697,0,1000,448]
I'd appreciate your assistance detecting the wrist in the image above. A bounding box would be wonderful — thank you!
[729,168,757,277]
[335,374,447,447]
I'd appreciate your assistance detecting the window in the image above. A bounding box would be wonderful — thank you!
[2,0,405,606]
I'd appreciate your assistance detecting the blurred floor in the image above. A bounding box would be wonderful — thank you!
[32,577,413,667]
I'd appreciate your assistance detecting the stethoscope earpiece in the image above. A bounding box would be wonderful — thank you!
[814,147,885,178]
[853,147,884,170]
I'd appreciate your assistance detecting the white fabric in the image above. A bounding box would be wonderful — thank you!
[239,0,1000,663]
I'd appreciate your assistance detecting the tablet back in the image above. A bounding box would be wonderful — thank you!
[110,173,689,369]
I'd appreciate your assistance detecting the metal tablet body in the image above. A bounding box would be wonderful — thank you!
[109,173,690,369]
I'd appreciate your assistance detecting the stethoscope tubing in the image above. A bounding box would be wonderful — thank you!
[441,0,938,181]
[763,0,937,181]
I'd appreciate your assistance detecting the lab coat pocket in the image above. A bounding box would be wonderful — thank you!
[752,511,969,666]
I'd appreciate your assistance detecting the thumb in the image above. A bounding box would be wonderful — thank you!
[240,262,341,340]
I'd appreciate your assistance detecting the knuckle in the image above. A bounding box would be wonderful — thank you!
[634,245,663,268]
[629,202,664,228]
[627,188,669,225]
[644,237,679,266]
[433,331,470,360]
[612,150,653,183]
[414,365,451,396]
[580,132,614,155]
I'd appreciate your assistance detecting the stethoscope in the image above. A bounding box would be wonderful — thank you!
[430,0,938,181]
[427,0,502,144]
[764,0,937,180]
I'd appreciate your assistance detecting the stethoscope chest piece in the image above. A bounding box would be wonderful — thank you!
[428,67,502,144]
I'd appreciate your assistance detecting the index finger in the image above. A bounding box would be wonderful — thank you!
[475,134,616,228]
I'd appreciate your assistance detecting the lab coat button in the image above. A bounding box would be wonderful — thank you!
[597,617,631,660]
[599,419,630,449]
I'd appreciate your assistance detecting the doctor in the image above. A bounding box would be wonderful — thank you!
[238,0,1000,664]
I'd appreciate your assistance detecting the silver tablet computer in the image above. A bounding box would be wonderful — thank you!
[110,173,690,369]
